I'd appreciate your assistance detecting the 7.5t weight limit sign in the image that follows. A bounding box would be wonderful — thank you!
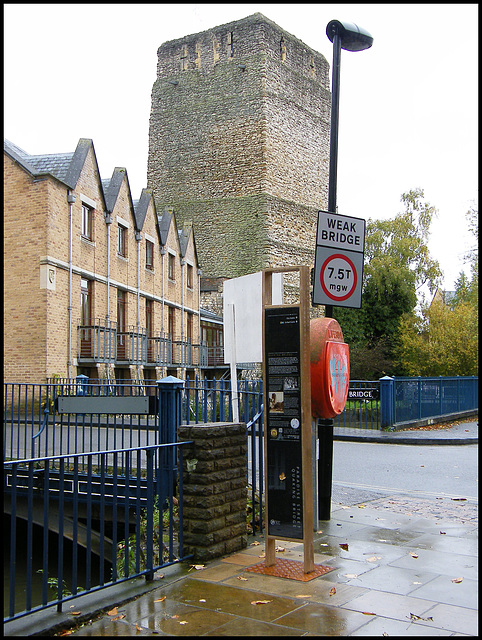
[320,253,357,302]
[313,211,365,309]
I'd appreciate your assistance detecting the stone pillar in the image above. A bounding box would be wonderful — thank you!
[178,422,248,561]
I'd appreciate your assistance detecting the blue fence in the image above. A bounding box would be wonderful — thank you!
[4,442,190,622]
[380,376,478,428]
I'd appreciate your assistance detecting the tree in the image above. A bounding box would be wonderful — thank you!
[334,188,442,377]
[396,204,478,376]
[397,300,478,376]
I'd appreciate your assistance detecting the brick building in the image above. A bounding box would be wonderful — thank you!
[148,13,331,308]
[4,138,202,384]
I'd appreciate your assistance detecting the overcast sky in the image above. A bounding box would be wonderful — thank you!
[4,3,478,295]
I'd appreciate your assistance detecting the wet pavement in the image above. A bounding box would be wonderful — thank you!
[334,416,478,445]
[44,502,477,637]
[5,420,478,637]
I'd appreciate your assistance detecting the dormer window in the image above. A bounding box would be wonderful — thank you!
[168,253,175,281]
[117,224,127,257]
[81,204,93,240]
[187,263,193,289]
[146,240,154,270]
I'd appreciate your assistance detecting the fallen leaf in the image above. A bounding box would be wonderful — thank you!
[275,546,285,552]
[171,614,179,619]
[69,611,81,616]
[329,587,336,596]
[339,543,349,551]
[344,573,358,579]
[295,594,312,598]
[358,504,366,509]
[279,472,286,481]
[179,621,188,625]
[451,577,463,583]
[251,600,272,605]
[409,613,433,622]
[136,625,143,631]
[189,564,205,571]
[251,540,260,546]
[112,614,126,621]
[58,631,72,636]
[366,556,381,562]
[154,596,166,602]
[362,611,376,615]
[409,552,419,558]
[237,576,248,581]
[107,607,118,616]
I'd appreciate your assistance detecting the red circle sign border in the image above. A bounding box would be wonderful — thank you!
[320,253,358,302]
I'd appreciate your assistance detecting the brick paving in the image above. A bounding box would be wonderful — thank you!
[362,494,478,524]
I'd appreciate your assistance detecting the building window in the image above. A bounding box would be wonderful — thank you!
[117,224,127,257]
[117,289,127,360]
[187,264,193,289]
[187,313,193,343]
[168,306,175,338]
[146,299,153,337]
[168,253,175,281]
[80,278,92,326]
[81,205,93,240]
[146,240,154,270]
[80,278,92,357]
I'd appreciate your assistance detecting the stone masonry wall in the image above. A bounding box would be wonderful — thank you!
[148,13,331,281]
[178,423,248,561]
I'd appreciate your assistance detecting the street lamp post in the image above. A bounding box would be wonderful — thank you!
[318,20,373,521]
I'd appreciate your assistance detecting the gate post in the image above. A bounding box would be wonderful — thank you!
[379,376,394,429]
[157,376,184,509]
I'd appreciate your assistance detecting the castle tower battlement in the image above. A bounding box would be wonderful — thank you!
[148,13,331,281]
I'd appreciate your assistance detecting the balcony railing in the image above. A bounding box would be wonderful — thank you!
[78,319,116,362]
[117,326,147,364]
[147,334,172,365]
[78,322,218,368]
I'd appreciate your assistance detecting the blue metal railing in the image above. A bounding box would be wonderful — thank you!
[391,376,478,426]
[334,380,380,430]
[4,442,191,623]
[4,382,160,463]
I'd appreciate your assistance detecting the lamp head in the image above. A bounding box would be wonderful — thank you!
[326,20,373,51]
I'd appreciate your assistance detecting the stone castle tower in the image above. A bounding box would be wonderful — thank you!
[148,13,331,303]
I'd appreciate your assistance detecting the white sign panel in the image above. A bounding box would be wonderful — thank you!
[223,271,283,363]
[312,211,365,308]
[316,211,365,252]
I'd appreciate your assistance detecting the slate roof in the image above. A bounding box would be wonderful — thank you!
[23,151,74,183]
[4,138,95,192]
[158,210,174,246]
[178,227,190,258]
[103,167,134,216]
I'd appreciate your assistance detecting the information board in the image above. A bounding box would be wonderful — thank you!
[265,306,304,539]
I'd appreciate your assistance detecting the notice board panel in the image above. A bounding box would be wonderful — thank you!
[265,306,304,539]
